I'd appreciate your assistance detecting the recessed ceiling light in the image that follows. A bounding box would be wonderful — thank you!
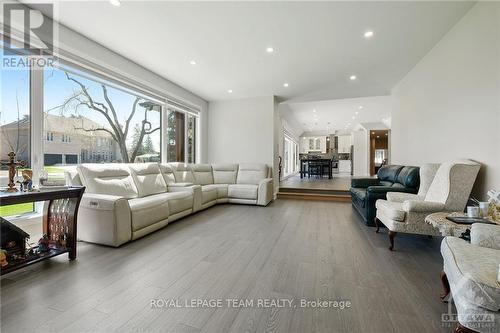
[352,116,355,119]
[349,75,357,81]
[109,0,121,7]
[364,31,374,38]
[313,109,316,113]
[385,133,388,136]
[377,135,380,138]
[358,106,364,110]
[227,89,233,93]
[266,47,274,53]
[189,60,197,65]
[372,132,375,135]
[355,111,359,115]
[283,83,289,87]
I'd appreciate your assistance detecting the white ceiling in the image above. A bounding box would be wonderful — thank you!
[286,95,392,134]
[31,1,474,102]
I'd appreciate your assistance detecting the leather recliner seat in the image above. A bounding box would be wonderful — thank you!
[350,165,420,226]
[67,162,273,247]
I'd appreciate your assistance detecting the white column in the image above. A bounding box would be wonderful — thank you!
[30,63,44,186]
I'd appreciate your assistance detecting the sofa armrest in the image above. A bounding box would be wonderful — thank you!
[78,193,132,247]
[257,178,273,206]
[471,223,500,250]
[168,182,194,188]
[386,192,422,202]
[366,187,417,204]
[367,186,416,194]
[167,185,201,211]
[351,177,379,188]
[402,200,445,213]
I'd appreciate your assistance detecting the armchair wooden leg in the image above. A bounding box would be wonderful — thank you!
[374,217,380,233]
[388,231,397,251]
[454,323,479,333]
[440,271,450,302]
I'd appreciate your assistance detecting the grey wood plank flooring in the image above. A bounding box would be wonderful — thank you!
[1,200,450,333]
[280,174,352,191]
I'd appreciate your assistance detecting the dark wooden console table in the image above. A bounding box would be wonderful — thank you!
[0,186,85,275]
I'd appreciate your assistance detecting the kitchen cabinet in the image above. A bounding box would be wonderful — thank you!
[300,136,327,153]
[337,135,352,153]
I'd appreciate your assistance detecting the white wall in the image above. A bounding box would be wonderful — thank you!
[352,129,368,176]
[391,2,500,198]
[208,96,275,165]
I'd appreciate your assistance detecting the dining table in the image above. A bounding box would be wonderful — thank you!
[299,158,333,179]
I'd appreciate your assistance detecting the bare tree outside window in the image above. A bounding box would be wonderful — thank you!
[45,70,161,164]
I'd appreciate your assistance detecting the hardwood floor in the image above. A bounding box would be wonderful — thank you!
[279,174,352,191]
[0,200,450,333]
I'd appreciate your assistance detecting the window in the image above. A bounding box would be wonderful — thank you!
[0,54,33,216]
[283,135,298,177]
[43,67,162,181]
[166,109,197,163]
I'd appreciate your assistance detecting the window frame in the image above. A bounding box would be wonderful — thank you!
[2,42,201,203]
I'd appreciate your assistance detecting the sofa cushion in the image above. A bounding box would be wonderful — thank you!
[350,188,366,208]
[212,164,238,184]
[128,193,169,231]
[203,184,228,199]
[77,164,138,199]
[237,163,268,185]
[228,184,258,200]
[166,191,193,215]
[191,164,214,185]
[128,163,167,197]
[395,166,420,189]
[375,200,406,222]
[441,237,500,312]
[171,163,196,183]
[158,163,176,184]
[377,165,404,183]
[201,186,218,204]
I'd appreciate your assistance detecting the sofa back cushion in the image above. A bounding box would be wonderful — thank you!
[212,164,238,184]
[237,163,268,185]
[77,164,138,198]
[158,163,176,184]
[171,162,196,183]
[128,163,167,197]
[394,166,420,189]
[425,160,480,211]
[377,165,403,184]
[191,164,214,185]
[417,163,441,197]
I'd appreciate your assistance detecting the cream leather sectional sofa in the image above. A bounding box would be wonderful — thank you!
[67,162,273,247]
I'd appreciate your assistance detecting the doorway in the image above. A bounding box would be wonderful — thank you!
[369,130,389,175]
